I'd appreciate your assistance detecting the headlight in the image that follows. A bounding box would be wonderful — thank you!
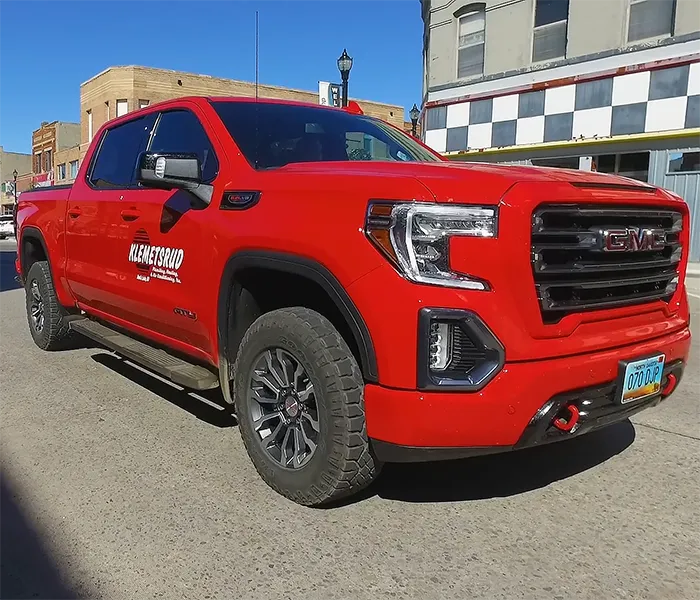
[365,202,497,290]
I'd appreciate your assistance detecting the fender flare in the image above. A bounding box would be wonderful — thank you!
[217,250,378,403]
[18,226,51,283]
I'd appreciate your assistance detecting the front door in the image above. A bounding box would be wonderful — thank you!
[109,106,224,357]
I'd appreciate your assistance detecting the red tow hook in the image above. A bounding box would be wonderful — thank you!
[553,404,580,432]
[661,373,677,397]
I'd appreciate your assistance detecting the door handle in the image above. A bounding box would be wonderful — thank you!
[68,207,82,218]
[120,208,141,221]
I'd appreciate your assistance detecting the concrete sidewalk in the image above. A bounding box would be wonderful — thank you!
[688,262,700,278]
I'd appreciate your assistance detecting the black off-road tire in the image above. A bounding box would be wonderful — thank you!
[25,261,74,350]
[233,307,381,506]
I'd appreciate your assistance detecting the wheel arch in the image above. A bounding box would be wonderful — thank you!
[217,250,378,403]
[19,226,51,282]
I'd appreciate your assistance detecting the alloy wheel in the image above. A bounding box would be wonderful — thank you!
[247,348,320,469]
[29,279,45,333]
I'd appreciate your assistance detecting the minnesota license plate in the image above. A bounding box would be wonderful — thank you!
[618,354,665,405]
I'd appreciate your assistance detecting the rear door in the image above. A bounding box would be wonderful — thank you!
[65,113,155,314]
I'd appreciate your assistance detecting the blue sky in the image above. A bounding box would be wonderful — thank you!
[0,0,423,154]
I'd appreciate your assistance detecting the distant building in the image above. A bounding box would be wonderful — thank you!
[77,65,407,160]
[32,121,81,188]
[0,146,32,216]
[420,0,700,261]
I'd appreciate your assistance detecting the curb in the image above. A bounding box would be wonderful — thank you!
[687,263,700,278]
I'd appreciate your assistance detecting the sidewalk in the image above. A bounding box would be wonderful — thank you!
[687,262,700,278]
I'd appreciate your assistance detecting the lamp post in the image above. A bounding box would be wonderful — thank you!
[12,169,18,237]
[337,49,353,108]
[410,104,420,137]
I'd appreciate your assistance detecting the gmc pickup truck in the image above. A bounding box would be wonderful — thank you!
[16,96,691,506]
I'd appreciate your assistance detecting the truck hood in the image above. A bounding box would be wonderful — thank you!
[277,160,658,203]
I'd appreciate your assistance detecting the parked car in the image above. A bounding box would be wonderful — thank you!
[15,96,691,505]
[0,214,14,239]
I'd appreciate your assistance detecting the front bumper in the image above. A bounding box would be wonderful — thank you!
[366,326,690,462]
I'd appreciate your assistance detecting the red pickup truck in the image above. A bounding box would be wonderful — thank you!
[16,96,691,506]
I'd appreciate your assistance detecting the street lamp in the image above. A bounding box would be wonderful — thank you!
[410,104,420,137]
[337,48,353,108]
[12,169,18,237]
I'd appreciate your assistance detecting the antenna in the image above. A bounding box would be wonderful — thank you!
[254,10,260,169]
[255,10,259,100]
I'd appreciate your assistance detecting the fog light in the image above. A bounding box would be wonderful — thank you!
[429,322,451,371]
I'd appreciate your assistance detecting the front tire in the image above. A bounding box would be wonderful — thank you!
[233,307,380,506]
[25,261,74,350]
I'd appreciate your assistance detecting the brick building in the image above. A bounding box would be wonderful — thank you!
[0,147,33,216]
[77,65,407,161]
[31,121,80,187]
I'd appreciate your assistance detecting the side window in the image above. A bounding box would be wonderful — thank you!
[89,116,154,189]
[149,110,219,182]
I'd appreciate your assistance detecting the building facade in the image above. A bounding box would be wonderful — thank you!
[420,0,700,261]
[0,147,32,216]
[31,121,81,188]
[77,65,406,159]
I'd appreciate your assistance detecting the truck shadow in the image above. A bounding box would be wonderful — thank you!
[0,470,79,599]
[91,353,237,428]
[369,421,636,504]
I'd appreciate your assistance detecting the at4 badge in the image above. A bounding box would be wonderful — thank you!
[128,229,185,284]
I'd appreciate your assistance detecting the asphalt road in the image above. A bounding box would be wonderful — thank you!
[1,238,699,600]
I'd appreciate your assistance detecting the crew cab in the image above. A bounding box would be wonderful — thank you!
[16,96,691,506]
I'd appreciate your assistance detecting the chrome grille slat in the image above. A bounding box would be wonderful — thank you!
[531,204,682,323]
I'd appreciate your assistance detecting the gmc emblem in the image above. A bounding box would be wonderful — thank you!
[601,228,667,252]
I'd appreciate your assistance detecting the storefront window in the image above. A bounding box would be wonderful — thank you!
[668,151,700,174]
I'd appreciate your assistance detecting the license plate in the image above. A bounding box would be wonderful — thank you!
[617,354,665,405]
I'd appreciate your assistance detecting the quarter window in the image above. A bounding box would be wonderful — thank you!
[533,0,569,62]
[457,6,485,79]
[628,0,675,43]
[89,115,155,188]
[149,110,218,182]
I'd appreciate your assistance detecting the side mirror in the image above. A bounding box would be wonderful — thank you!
[137,152,213,206]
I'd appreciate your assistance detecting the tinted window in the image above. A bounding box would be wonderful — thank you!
[212,101,440,169]
[149,110,218,182]
[89,116,153,188]
[668,151,700,174]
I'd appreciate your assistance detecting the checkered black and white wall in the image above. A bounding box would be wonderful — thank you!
[424,61,700,154]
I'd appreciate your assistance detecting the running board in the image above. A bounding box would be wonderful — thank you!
[70,319,219,391]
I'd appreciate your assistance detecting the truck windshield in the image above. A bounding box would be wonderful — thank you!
[211,101,440,170]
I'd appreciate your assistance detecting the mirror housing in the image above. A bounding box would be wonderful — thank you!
[137,152,213,205]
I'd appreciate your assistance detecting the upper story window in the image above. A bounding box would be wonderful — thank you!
[628,0,675,43]
[533,0,569,62]
[456,5,486,79]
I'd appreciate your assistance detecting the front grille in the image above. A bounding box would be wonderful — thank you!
[531,204,682,323]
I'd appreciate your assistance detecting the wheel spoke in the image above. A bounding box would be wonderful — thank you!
[262,421,284,448]
[252,411,282,431]
[280,427,293,466]
[250,386,278,404]
[292,425,304,468]
[265,350,287,388]
[275,349,292,387]
[301,411,320,432]
[252,371,280,396]
[300,422,317,453]
[298,381,314,403]
[292,361,304,392]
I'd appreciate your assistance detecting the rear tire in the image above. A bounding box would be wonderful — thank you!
[25,261,74,350]
[233,307,380,506]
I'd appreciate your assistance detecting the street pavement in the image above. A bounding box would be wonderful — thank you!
[1,237,698,600]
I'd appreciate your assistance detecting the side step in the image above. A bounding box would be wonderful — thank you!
[70,318,219,391]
